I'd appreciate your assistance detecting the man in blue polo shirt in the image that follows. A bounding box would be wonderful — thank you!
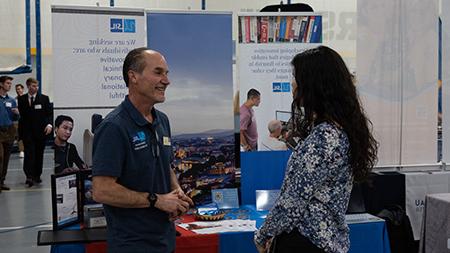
[0,76,20,192]
[92,48,193,253]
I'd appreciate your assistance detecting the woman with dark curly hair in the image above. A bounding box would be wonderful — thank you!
[254,46,378,253]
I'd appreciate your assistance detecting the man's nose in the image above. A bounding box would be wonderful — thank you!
[161,75,170,85]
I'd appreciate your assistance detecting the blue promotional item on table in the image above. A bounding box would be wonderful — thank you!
[195,203,226,221]
[211,188,239,209]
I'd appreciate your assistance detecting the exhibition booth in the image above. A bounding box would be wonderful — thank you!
[34,2,450,253]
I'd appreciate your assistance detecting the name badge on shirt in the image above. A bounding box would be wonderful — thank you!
[5,102,12,108]
[34,104,42,109]
[163,136,171,146]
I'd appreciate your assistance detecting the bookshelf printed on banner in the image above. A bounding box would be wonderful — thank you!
[238,15,322,44]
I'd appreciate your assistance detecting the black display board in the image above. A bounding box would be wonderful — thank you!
[51,171,81,230]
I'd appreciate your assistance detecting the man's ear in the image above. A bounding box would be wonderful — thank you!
[128,70,138,85]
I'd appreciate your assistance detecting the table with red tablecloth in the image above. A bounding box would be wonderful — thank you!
[83,215,220,253]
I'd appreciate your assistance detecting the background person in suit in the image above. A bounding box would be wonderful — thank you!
[18,78,52,187]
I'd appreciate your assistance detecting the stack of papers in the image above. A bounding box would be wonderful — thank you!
[345,213,384,224]
[177,219,257,234]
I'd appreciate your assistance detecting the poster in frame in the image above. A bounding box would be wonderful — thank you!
[51,171,81,230]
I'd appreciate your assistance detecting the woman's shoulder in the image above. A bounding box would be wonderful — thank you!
[308,122,349,149]
[312,122,344,137]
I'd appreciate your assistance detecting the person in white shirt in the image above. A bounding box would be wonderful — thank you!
[260,120,288,151]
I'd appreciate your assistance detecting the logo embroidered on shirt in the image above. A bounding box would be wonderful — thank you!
[131,131,148,150]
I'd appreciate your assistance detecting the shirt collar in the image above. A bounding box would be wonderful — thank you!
[123,95,159,127]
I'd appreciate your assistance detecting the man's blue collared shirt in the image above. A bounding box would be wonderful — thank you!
[0,94,18,127]
[92,96,175,253]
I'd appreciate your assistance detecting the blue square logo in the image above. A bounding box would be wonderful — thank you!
[110,18,123,32]
[281,82,291,92]
[137,131,146,141]
[124,19,136,33]
[272,82,282,92]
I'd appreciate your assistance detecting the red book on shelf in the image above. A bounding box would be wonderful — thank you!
[260,17,269,43]
[245,16,251,43]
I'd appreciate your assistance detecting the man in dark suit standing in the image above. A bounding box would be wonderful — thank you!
[18,78,52,187]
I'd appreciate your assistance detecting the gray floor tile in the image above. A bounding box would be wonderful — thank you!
[0,149,54,252]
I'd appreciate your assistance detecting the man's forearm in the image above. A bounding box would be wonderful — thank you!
[170,169,181,191]
[240,131,250,150]
[93,176,149,208]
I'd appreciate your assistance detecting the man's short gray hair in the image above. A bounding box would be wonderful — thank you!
[268,120,282,133]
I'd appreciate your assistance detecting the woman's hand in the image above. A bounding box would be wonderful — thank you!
[254,237,273,253]
[255,242,266,253]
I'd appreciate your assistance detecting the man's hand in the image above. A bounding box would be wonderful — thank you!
[61,167,78,174]
[44,125,52,135]
[173,188,194,209]
[155,190,191,217]
[167,188,194,221]
[11,108,19,115]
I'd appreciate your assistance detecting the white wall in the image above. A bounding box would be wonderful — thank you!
[0,0,26,68]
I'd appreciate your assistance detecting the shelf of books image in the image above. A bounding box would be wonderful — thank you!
[237,12,322,152]
[238,14,322,44]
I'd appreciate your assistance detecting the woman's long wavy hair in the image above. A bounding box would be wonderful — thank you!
[290,46,378,182]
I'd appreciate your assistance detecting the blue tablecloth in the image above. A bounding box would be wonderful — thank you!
[219,205,391,253]
[51,244,85,253]
[49,225,85,253]
[348,221,391,253]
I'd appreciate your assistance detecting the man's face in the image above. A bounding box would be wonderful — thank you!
[274,127,282,137]
[1,79,12,92]
[56,120,73,142]
[28,82,39,95]
[15,86,23,96]
[131,51,170,105]
[252,96,261,107]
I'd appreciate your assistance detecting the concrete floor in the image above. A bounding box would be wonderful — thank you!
[0,149,53,253]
